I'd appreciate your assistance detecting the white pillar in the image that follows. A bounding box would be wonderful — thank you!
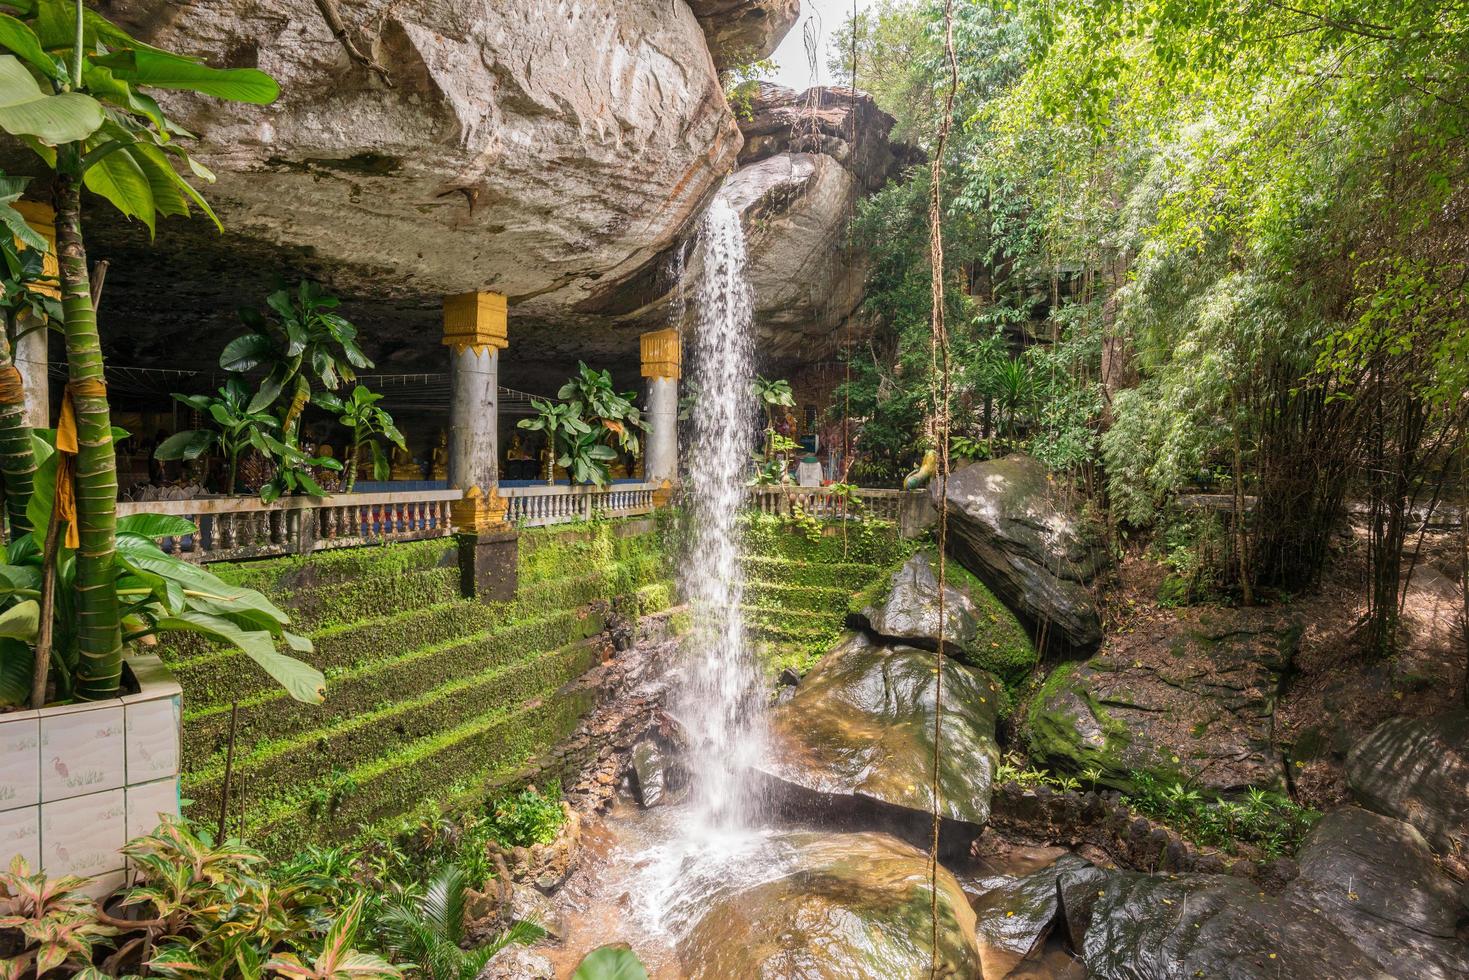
[443,292,509,532]
[15,312,47,429]
[448,345,498,491]
[640,328,680,486]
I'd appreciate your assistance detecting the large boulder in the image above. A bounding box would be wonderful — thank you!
[1345,708,1469,857]
[852,550,1037,681]
[1285,807,1469,979]
[935,454,1109,654]
[758,633,1002,834]
[94,0,741,358]
[671,831,982,978]
[737,84,920,190]
[970,853,1093,978]
[1026,611,1300,793]
[688,0,800,67]
[1076,872,1390,978]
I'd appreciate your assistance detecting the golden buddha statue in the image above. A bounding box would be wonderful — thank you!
[389,443,422,481]
[429,430,449,481]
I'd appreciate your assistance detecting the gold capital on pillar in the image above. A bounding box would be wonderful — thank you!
[451,485,510,533]
[640,328,680,379]
[651,479,675,508]
[443,291,509,355]
[12,201,59,300]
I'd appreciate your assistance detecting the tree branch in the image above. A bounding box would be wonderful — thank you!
[311,0,392,87]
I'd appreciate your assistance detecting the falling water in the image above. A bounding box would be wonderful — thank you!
[675,194,766,832]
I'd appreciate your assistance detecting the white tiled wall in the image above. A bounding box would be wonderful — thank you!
[1,657,181,893]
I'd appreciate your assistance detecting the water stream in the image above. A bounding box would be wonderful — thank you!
[673,194,766,835]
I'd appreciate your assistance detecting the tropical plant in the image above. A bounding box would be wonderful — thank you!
[0,0,280,701]
[572,945,650,980]
[485,785,565,849]
[558,362,646,456]
[0,438,325,708]
[313,385,405,492]
[263,895,399,980]
[517,398,591,484]
[0,855,117,976]
[378,865,539,980]
[258,430,343,504]
[752,375,794,427]
[154,377,284,495]
[220,281,372,439]
[0,185,52,539]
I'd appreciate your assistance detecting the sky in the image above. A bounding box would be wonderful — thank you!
[767,0,875,91]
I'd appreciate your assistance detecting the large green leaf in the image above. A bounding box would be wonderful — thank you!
[155,610,324,704]
[571,946,649,980]
[0,636,32,707]
[82,140,155,231]
[0,599,38,641]
[117,513,198,539]
[0,197,46,253]
[115,548,292,626]
[153,428,214,461]
[0,14,59,81]
[219,332,276,373]
[93,49,279,105]
[0,55,103,144]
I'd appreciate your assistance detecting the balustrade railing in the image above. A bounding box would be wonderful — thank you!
[116,489,462,563]
[746,485,910,522]
[501,482,657,527]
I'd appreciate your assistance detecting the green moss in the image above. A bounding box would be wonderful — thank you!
[1024,662,1136,790]
[939,555,1038,686]
[743,581,851,615]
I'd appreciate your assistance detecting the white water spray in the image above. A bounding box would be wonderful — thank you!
[675,194,766,832]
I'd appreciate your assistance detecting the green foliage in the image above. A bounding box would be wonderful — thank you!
[314,384,406,492]
[0,465,323,707]
[379,865,540,980]
[721,58,773,122]
[0,1,277,232]
[1127,772,1320,858]
[485,784,565,849]
[156,377,283,494]
[573,945,650,980]
[0,854,117,975]
[520,362,645,488]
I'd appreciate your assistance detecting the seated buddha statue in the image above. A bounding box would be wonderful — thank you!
[429,430,449,481]
[389,443,423,481]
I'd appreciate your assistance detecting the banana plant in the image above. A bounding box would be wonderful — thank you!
[558,361,647,456]
[154,377,284,495]
[559,428,619,487]
[0,430,325,708]
[517,398,590,484]
[220,282,373,440]
[0,172,58,537]
[0,0,280,701]
[313,384,405,492]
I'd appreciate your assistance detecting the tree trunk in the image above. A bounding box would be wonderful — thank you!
[0,316,37,536]
[55,175,123,701]
[345,440,359,493]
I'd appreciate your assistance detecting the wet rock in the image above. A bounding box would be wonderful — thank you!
[853,551,1038,682]
[1345,708,1469,856]
[1054,864,1112,951]
[934,454,1109,653]
[673,831,981,978]
[856,550,982,651]
[970,853,1092,979]
[1285,807,1469,979]
[759,632,1003,832]
[689,0,800,67]
[476,944,554,980]
[777,666,801,686]
[1079,873,1389,978]
[1026,611,1301,792]
[629,740,684,808]
[509,885,564,943]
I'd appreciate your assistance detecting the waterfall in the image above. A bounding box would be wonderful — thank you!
[675,194,765,832]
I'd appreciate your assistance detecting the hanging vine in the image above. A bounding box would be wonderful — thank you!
[927,0,959,972]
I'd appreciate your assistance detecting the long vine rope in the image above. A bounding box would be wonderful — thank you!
[928,0,959,972]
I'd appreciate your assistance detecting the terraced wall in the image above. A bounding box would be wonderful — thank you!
[159,519,674,852]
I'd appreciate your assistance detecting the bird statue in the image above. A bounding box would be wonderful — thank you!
[903,450,938,491]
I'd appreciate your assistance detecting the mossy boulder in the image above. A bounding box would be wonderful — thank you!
[934,453,1109,654]
[1026,612,1301,793]
[850,550,1038,686]
[759,632,1003,832]
[673,831,981,978]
